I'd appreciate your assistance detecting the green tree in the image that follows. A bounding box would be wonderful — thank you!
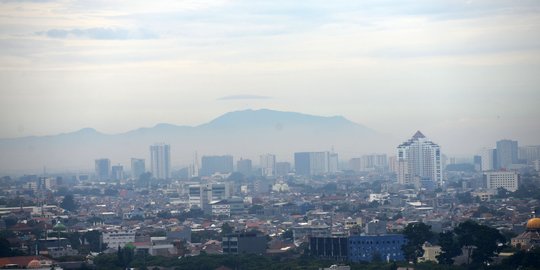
[221,222,233,235]
[454,220,505,266]
[436,231,461,265]
[60,194,78,212]
[402,222,434,263]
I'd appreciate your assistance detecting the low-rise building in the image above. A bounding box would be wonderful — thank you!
[348,234,407,262]
[222,232,267,255]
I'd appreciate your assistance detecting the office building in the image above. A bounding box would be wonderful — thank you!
[496,139,518,169]
[294,151,330,176]
[236,158,252,176]
[95,158,111,181]
[397,131,442,186]
[131,158,146,179]
[485,171,519,192]
[348,234,407,262]
[222,232,267,255]
[480,148,497,171]
[111,165,124,181]
[201,155,233,176]
[188,183,231,210]
[101,229,136,249]
[309,237,348,261]
[150,143,171,179]
[260,153,276,177]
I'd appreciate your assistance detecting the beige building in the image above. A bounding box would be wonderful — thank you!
[484,171,519,192]
[418,242,441,263]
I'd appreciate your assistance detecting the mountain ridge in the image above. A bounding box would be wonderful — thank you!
[0,109,389,172]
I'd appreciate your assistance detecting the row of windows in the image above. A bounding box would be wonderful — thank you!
[349,240,403,245]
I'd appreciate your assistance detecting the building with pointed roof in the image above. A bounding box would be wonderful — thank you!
[397,131,443,187]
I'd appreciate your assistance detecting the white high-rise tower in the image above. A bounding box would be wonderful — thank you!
[150,143,170,179]
[397,131,442,187]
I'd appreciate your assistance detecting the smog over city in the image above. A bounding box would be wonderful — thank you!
[0,1,539,269]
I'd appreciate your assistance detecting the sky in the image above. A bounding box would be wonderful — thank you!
[1,0,540,156]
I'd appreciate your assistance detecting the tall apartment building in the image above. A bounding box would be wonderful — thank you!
[260,154,276,177]
[95,158,111,181]
[150,143,171,179]
[485,171,519,192]
[496,139,518,169]
[397,131,442,187]
[294,152,331,176]
[329,153,339,173]
[131,158,146,179]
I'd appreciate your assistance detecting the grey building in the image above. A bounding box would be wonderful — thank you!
[131,158,146,179]
[236,158,252,176]
[496,139,518,169]
[222,232,267,254]
[95,158,110,181]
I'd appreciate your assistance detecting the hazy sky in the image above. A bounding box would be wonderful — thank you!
[1,0,540,155]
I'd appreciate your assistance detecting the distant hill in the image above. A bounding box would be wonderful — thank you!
[0,109,391,173]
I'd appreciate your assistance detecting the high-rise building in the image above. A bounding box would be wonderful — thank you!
[236,158,252,176]
[294,152,330,176]
[201,155,234,176]
[361,154,388,171]
[95,158,111,181]
[397,131,442,187]
[480,148,497,171]
[111,165,124,181]
[496,139,518,169]
[131,158,145,179]
[473,155,482,172]
[150,143,171,179]
[275,162,291,176]
[260,154,276,177]
[294,152,311,176]
[329,153,339,173]
[388,156,397,173]
[485,171,519,192]
[519,145,540,164]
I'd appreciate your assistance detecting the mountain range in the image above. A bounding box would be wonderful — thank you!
[0,109,392,173]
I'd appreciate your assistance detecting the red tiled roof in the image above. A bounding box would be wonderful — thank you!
[0,256,49,268]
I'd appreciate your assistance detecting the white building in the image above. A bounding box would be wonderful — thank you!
[101,229,136,248]
[397,131,442,187]
[188,183,231,209]
[260,153,276,177]
[485,171,519,192]
[150,143,170,179]
[329,153,339,173]
[480,148,497,171]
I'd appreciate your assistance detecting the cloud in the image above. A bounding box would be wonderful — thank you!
[217,94,272,101]
[37,27,158,40]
